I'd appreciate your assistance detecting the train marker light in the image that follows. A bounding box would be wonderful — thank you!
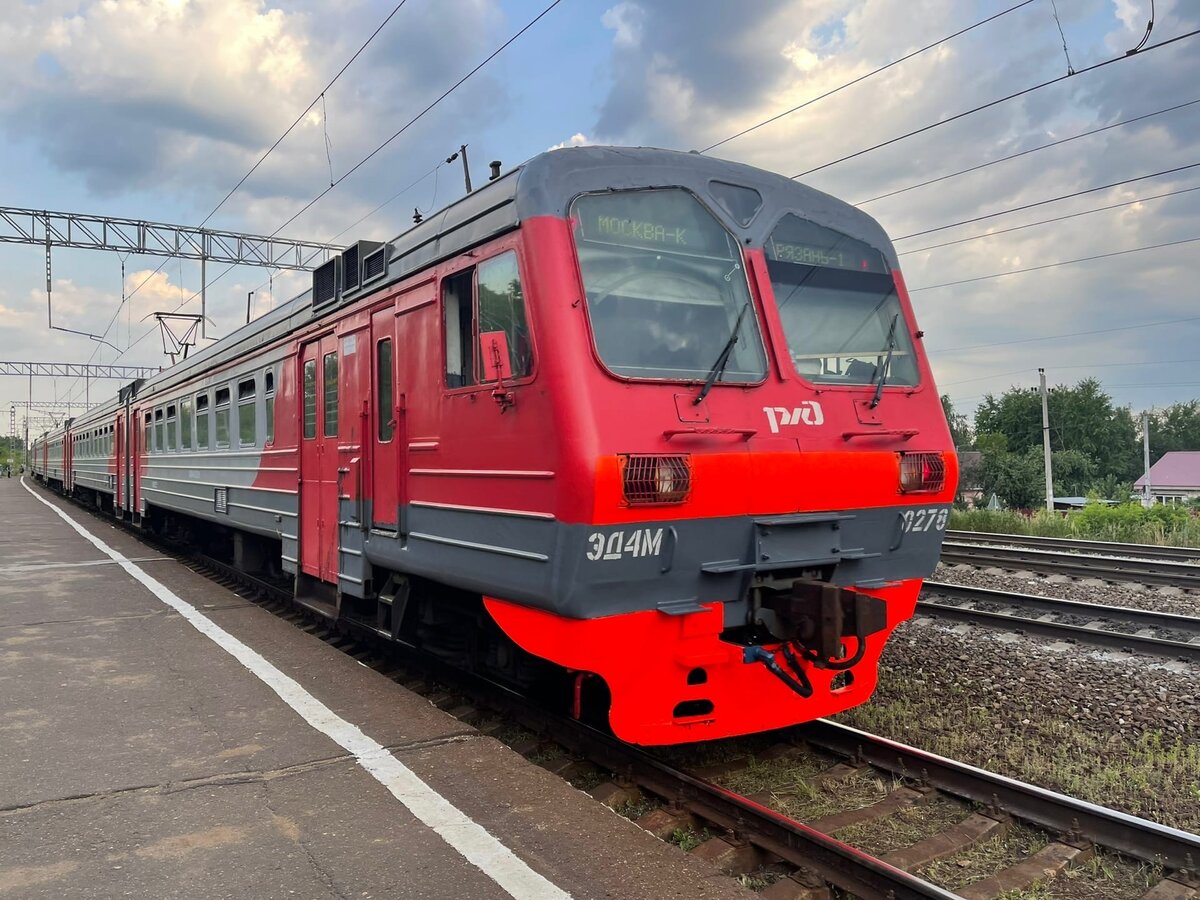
[621,454,691,504]
[899,451,945,493]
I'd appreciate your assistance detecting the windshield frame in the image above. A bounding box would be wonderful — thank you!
[569,186,770,388]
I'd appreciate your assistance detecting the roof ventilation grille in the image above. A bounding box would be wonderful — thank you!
[362,244,390,285]
[313,257,341,309]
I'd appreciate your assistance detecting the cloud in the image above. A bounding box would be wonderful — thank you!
[549,132,591,150]
[587,0,1200,415]
[0,0,510,230]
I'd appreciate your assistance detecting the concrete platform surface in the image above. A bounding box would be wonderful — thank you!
[0,477,746,899]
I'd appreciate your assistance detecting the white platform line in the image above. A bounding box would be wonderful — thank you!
[20,479,570,900]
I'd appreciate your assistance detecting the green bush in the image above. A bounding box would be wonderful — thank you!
[950,504,1200,547]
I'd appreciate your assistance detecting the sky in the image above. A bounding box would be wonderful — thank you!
[1,0,1197,433]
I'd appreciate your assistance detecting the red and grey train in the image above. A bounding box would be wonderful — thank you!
[32,146,957,745]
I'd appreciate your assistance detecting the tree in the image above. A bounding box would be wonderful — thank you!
[1147,401,1200,464]
[974,378,1140,483]
[979,446,1044,509]
[941,395,973,449]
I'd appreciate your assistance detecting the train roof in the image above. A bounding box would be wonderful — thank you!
[120,146,899,404]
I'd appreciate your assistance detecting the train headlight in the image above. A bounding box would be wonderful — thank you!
[621,454,691,504]
[899,451,946,493]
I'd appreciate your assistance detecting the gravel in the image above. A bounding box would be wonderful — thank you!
[834,610,1200,832]
[931,562,1200,618]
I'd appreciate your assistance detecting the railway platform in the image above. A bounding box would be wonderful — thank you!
[0,476,744,899]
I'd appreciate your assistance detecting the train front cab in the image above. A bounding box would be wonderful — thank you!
[481,173,958,745]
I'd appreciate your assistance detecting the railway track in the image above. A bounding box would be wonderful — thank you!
[39,483,1200,900]
[939,539,1200,588]
[918,581,1200,662]
[945,530,1200,564]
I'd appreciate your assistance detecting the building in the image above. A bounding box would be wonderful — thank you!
[1133,451,1200,505]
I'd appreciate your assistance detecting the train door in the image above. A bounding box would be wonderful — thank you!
[132,407,144,516]
[370,308,400,530]
[299,335,340,582]
[115,414,124,511]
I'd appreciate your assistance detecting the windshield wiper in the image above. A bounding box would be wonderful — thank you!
[694,299,752,406]
[868,313,900,409]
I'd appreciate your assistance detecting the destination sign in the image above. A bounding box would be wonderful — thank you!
[573,190,736,259]
[594,215,689,247]
[765,214,889,274]
[767,239,886,273]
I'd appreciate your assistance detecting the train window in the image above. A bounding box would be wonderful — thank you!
[166,404,177,452]
[443,270,475,388]
[154,408,164,454]
[195,393,210,450]
[571,189,767,384]
[144,412,152,454]
[238,379,256,448]
[323,352,338,437]
[377,339,393,442]
[303,359,317,440]
[764,215,916,387]
[180,397,193,451]
[477,251,532,381]
[264,370,275,445]
[215,387,231,449]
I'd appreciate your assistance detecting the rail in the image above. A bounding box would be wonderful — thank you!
[799,719,1200,871]
[919,581,1200,662]
[939,541,1200,588]
[945,530,1200,563]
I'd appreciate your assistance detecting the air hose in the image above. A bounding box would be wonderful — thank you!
[797,636,868,672]
[744,645,813,698]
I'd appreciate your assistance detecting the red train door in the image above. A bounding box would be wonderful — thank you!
[370,308,399,529]
[115,415,124,510]
[132,407,142,515]
[300,335,340,582]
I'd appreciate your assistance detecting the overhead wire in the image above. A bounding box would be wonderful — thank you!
[930,312,1200,355]
[909,234,1200,292]
[700,0,1038,153]
[110,0,566,361]
[792,27,1200,178]
[941,357,1200,388]
[893,160,1200,241]
[61,0,413,402]
[855,96,1200,206]
[269,0,565,238]
[899,183,1200,254]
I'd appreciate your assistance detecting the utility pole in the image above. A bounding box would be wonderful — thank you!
[1142,411,1153,508]
[1039,368,1054,513]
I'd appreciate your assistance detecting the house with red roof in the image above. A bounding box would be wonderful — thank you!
[1134,452,1200,505]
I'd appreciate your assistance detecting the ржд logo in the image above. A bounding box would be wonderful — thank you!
[763,402,824,433]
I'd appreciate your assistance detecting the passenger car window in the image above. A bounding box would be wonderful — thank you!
[303,359,317,440]
[323,352,338,438]
[377,339,394,442]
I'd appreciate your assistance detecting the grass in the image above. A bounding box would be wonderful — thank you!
[714,754,830,796]
[736,868,784,890]
[921,824,1046,891]
[719,763,894,822]
[950,505,1200,548]
[670,825,711,852]
[615,796,659,821]
[837,677,1200,832]
[833,797,970,856]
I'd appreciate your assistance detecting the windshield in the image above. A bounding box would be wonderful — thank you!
[766,214,918,387]
[572,189,767,383]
